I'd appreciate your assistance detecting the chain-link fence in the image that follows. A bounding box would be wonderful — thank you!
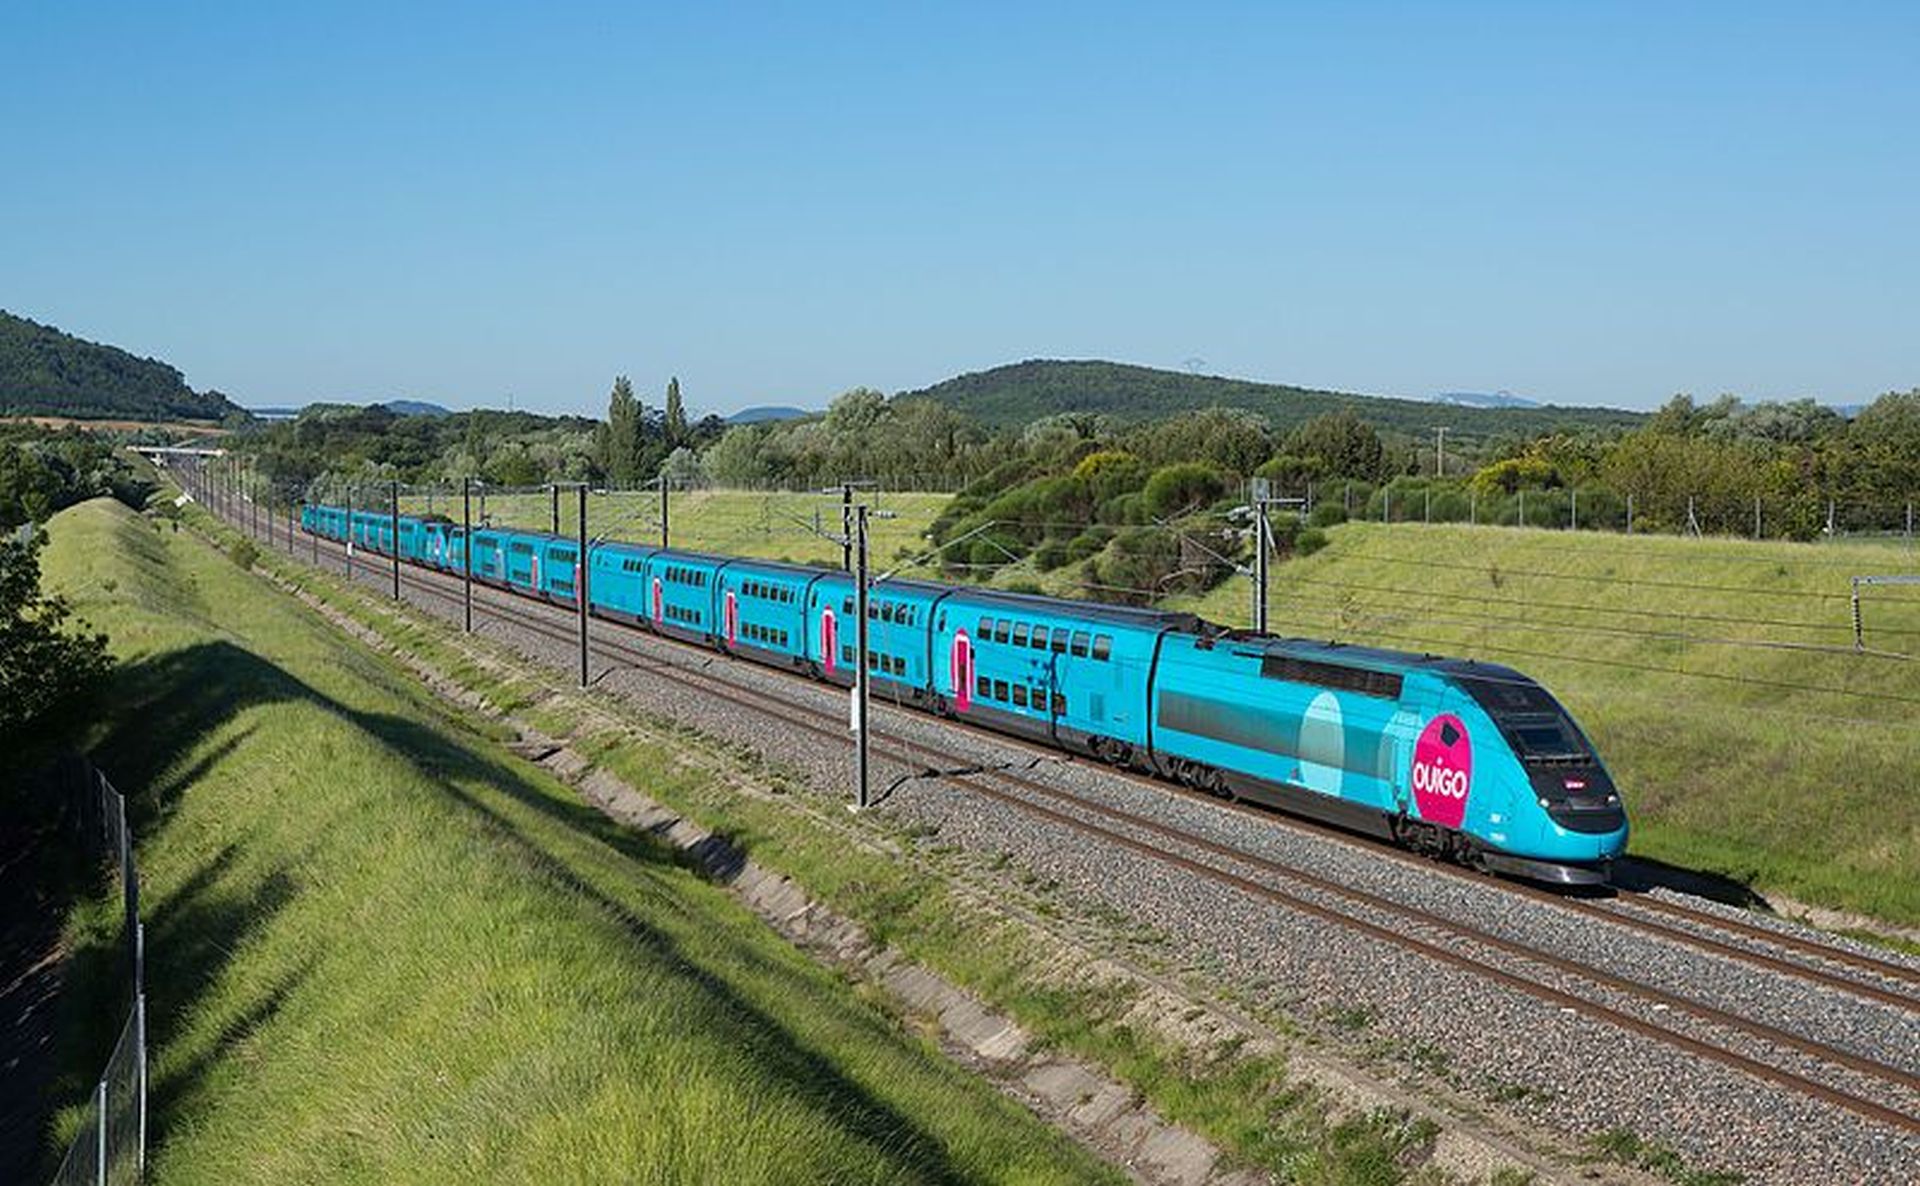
[1304,478,1917,546]
[49,764,146,1186]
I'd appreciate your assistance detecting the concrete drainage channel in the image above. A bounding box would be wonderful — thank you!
[246,531,1624,1186]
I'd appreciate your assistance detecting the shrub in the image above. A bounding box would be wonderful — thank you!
[1308,502,1348,528]
[228,538,260,570]
[1294,527,1329,557]
[1141,463,1227,519]
[1032,540,1069,571]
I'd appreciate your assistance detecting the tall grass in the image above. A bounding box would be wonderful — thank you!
[41,498,1116,1185]
[396,487,953,571]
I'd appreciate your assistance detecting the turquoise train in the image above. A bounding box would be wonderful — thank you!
[302,502,1628,884]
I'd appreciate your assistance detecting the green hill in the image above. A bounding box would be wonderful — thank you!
[904,359,1645,442]
[0,310,241,422]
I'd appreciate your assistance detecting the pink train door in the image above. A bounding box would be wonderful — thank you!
[821,608,838,675]
[951,631,973,712]
[724,591,738,646]
[651,577,664,624]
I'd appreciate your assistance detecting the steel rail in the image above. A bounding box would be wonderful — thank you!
[277,514,1920,1134]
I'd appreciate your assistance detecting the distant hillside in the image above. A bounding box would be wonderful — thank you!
[0,310,241,421]
[1433,390,1540,410]
[728,405,812,424]
[382,399,453,418]
[903,360,1641,441]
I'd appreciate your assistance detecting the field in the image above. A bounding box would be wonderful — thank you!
[1168,522,1920,926]
[39,497,1116,1184]
[397,487,952,571]
[3,414,227,436]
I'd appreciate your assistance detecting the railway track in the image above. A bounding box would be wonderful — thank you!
[238,512,1920,1139]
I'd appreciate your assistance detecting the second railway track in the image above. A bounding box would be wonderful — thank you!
[254,517,1920,1143]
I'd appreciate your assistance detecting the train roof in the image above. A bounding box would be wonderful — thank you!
[942,585,1207,633]
[1249,634,1534,684]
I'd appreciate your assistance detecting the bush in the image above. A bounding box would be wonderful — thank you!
[1141,463,1227,520]
[1033,540,1069,571]
[1294,527,1329,556]
[1065,528,1112,562]
[1308,502,1348,528]
[228,538,260,569]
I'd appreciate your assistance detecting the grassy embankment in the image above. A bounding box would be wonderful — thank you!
[1168,523,1920,926]
[40,496,1119,1185]
[398,488,952,570]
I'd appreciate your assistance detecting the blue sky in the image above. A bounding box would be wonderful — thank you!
[4,2,1915,416]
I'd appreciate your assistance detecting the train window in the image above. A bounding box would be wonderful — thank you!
[977,617,991,639]
[842,645,855,664]
[976,674,990,697]
[1051,631,1068,654]
[993,680,1009,702]
[1070,632,1090,657]
[1012,685,1028,708]
[1092,635,1113,662]
[1012,623,1030,647]
[844,598,855,615]
[993,620,1011,644]
[1052,692,1067,714]
[1029,626,1047,649]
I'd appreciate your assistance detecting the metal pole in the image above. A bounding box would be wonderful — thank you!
[854,504,870,810]
[1423,487,1431,524]
[1469,489,1476,525]
[137,990,147,1176]
[1627,493,1635,535]
[1853,578,1864,652]
[1571,488,1578,531]
[577,484,589,687]
[1519,488,1525,528]
[1754,495,1762,539]
[841,483,853,572]
[660,477,670,548]
[1253,498,1270,634]
[345,486,354,583]
[390,480,401,600]
[550,483,559,535]
[94,1078,106,1186]
[463,478,474,633]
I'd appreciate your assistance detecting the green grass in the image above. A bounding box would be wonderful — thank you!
[1164,522,1920,926]
[216,500,1497,1182]
[40,497,1118,1185]
[398,487,953,571]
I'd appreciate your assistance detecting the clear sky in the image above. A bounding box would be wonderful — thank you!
[4,2,1915,416]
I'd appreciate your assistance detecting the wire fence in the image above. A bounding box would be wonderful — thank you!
[49,760,146,1186]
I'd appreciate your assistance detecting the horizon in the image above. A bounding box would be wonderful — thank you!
[5,3,1915,417]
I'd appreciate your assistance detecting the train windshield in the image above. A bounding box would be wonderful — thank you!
[1503,715,1590,763]
[1453,674,1594,764]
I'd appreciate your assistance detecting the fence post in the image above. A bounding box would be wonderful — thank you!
[94,1078,107,1186]
[1469,490,1476,525]
[1519,489,1526,528]
[1754,495,1761,539]
[1627,493,1634,535]
[137,990,148,1177]
[1424,487,1430,524]
[1571,489,1579,531]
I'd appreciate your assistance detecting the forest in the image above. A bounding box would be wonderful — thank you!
[0,310,242,422]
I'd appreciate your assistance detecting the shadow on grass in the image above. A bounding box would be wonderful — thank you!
[81,640,978,1184]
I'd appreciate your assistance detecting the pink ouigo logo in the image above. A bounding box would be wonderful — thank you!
[1412,714,1473,829]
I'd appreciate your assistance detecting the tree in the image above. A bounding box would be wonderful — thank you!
[604,375,641,486]
[665,377,688,448]
[0,532,109,750]
[1285,410,1386,480]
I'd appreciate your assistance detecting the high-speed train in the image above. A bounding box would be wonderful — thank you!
[302,502,1628,884]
